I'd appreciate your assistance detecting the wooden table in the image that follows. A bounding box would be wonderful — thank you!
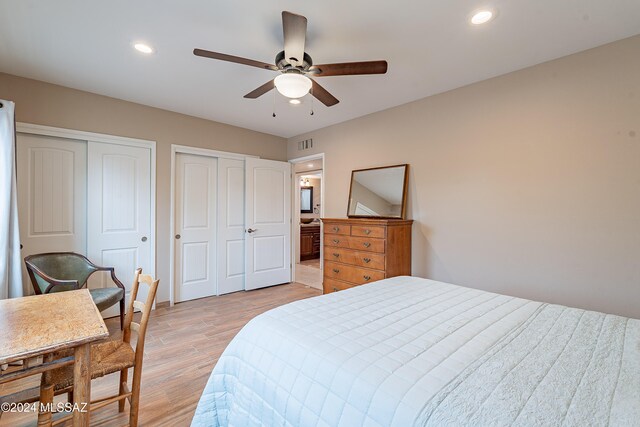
[0,289,109,426]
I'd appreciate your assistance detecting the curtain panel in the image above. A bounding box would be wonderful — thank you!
[0,100,23,299]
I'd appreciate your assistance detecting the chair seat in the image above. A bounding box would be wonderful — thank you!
[48,340,135,391]
[89,287,125,312]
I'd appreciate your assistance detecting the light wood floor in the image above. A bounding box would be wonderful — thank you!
[1,283,321,427]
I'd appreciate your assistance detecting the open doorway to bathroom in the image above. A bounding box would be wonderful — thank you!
[290,155,323,290]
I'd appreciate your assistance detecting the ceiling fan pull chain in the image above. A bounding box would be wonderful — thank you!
[272,89,277,118]
[310,87,314,116]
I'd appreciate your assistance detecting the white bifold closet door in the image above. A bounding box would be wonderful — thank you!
[174,153,218,302]
[87,141,153,316]
[17,134,153,316]
[173,154,291,302]
[244,158,291,290]
[16,134,87,289]
[217,158,246,295]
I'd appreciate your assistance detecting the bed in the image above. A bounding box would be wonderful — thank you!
[191,276,640,426]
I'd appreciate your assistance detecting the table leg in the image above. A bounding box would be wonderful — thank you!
[37,354,54,427]
[73,344,91,426]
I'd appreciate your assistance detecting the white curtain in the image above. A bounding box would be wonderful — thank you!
[0,100,23,299]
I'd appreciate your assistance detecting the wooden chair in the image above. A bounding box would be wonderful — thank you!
[24,252,126,329]
[37,268,159,427]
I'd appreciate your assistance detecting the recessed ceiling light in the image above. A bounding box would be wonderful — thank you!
[471,10,494,25]
[133,43,154,54]
[289,99,302,105]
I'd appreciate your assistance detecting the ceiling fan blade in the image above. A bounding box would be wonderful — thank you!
[311,80,339,107]
[193,48,278,71]
[282,11,307,67]
[244,79,275,99]
[310,61,388,77]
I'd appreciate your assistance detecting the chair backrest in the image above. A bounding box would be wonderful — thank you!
[24,252,99,294]
[123,268,159,363]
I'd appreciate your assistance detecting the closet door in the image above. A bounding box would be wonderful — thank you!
[87,141,152,314]
[244,158,291,290]
[16,133,87,292]
[217,158,245,295]
[174,153,217,302]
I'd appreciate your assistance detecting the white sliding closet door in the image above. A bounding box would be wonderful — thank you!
[244,158,291,290]
[217,158,245,295]
[16,133,87,291]
[174,153,217,302]
[87,141,152,315]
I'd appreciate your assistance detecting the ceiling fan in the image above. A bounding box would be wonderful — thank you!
[193,11,388,107]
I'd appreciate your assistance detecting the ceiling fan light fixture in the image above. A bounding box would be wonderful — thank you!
[289,99,302,105]
[274,73,312,98]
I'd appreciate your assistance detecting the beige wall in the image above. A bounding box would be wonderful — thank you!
[0,72,286,302]
[288,35,640,318]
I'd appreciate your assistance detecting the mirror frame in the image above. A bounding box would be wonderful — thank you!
[300,186,314,214]
[347,164,409,219]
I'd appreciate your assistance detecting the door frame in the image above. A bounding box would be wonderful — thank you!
[288,153,325,283]
[169,144,257,306]
[16,122,157,280]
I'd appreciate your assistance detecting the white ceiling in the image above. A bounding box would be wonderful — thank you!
[1,1,639,138]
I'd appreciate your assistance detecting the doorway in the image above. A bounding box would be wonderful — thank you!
[290,154,324,290]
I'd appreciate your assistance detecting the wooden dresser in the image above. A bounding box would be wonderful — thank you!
[321,218,413,294]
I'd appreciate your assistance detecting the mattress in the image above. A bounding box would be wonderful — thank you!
[191,276,640,426]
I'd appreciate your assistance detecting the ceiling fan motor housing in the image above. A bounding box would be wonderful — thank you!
[276,50,314,73]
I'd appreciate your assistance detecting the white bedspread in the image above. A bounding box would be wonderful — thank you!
[191,276,640,426]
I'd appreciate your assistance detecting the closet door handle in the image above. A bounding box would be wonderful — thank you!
[363,242,371,248]
[141,236,148,242]
[175,234,181,240]
[247,228,257,234]
[363,258,371,264]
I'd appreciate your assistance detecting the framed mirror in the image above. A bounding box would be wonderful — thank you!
[347,164,409,219]
[300,186,313,213]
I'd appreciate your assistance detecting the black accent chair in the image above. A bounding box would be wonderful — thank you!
[24,252,125,329]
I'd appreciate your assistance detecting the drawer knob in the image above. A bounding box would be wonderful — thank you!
[364,229,371,235]
[363,257,371,263]
[363,275,371,281]
[363,242,371,248]
[332,253,340,258]
[333,239,340,244]
[333,226,340,232]
[333,268,340,274]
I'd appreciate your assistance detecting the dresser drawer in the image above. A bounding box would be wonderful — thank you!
[324,235,385,253]
[351,225,385,238]
[347,236,385,253]
[323,277,357,294]
[324,223,350,235]
[324,247,385,270]
[324,261,385,285]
